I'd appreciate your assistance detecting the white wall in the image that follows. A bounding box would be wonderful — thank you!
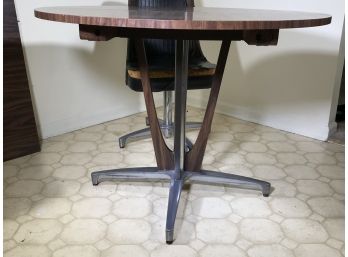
[14,0,146,139]
[191,0,345,140]
[15,0,344,140]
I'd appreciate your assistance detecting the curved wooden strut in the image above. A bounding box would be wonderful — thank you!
[133,39,232,172]
[185,40,231,171]
[134,38,174,170]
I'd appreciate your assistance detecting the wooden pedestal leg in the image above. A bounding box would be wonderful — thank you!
[134,38,174,170]
[185,40,231,171]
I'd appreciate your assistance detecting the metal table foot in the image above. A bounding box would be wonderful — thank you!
[185,170,271,197]
[91,167,171,185]
[165,178,184,244]
[91,167,271,243]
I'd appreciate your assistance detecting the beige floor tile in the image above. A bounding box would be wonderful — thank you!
[252,165,286,179]
[277,153,307,165]
[53,165,86,179]
[231,197,271,217]
[240,142,267,152]
[307,197,344,218]
[4,220,19,240]
[281,219,328,243]
[196,219,238,243]
[267,142,297,152]
[113,197,151,218]
[5,245,51,257]
[79,181,116,197]
[4,198,31,219]
[13,219,62,244]
[3,165,18,179]
[61,153,92,165]
[248,245,294,257]
[29,153,61,165]
[201,245,246,257]
[296,180,333,196]
[53,246,99,257]
[240,219,283,243]
[192,197,231,218]
[30,198,72,218]
[317,165,345,179]
[305,153,337,165]
[270,181,297,197]
[283,165,319,179]
[3,107,345,256]
[92,153,123,165]
[152,245,197,257]
[101,245,149,257]
[3,240,16,252]
[245,153,277,165]
[68,141,97,153]
[174,220,196,244]
[323,219,345,241]
[18,165,53,180]
[72,198,112,218]
[107,219,151,244]
[270,198,311,218]
[294,244,342,257]
[61,219,107,244]
[42,180,81,197]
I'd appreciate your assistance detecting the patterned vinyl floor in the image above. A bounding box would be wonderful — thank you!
[4,107,345,257]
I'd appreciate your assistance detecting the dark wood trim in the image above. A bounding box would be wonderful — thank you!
[185,40,231,171]
[4,0,41,161]
[79,25,280,45]
[79,24,245,41]
[134,38,174,170]
[243,29,279,46]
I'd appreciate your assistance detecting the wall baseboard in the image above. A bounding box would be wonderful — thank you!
[40,97,163,139]
[40,94,332,142]
[40,105,143,139]
[188,95,331,141]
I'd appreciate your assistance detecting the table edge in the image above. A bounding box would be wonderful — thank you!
[34,9,332,31]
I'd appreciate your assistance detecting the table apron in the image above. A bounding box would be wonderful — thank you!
[79,25,279,45]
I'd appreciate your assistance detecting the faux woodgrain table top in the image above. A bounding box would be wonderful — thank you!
[35,6,331,31]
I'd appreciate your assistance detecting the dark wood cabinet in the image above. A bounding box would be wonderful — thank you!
[4,0,40,161]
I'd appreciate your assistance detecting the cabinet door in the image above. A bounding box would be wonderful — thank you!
[4,0,40,161]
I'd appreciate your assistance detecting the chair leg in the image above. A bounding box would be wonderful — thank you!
[119,89,201,148]
[160,123,173,139]
[146,117,165,126]
[185,122,202,129]
[185,138,193,152]
[118,127,151,148]
[185,170,271,197]
[165,178,184,244]
[118,123,195,149]
[162,91,174,138]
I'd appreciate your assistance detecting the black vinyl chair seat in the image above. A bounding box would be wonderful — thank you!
[125,0,216,93]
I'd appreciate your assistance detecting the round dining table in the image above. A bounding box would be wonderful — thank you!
[35,5,331,244]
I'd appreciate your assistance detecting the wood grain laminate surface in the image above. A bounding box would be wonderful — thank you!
[5,0,41,161]
[35,6,331,30]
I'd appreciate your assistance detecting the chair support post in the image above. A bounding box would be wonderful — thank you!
[163,91,173,138]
